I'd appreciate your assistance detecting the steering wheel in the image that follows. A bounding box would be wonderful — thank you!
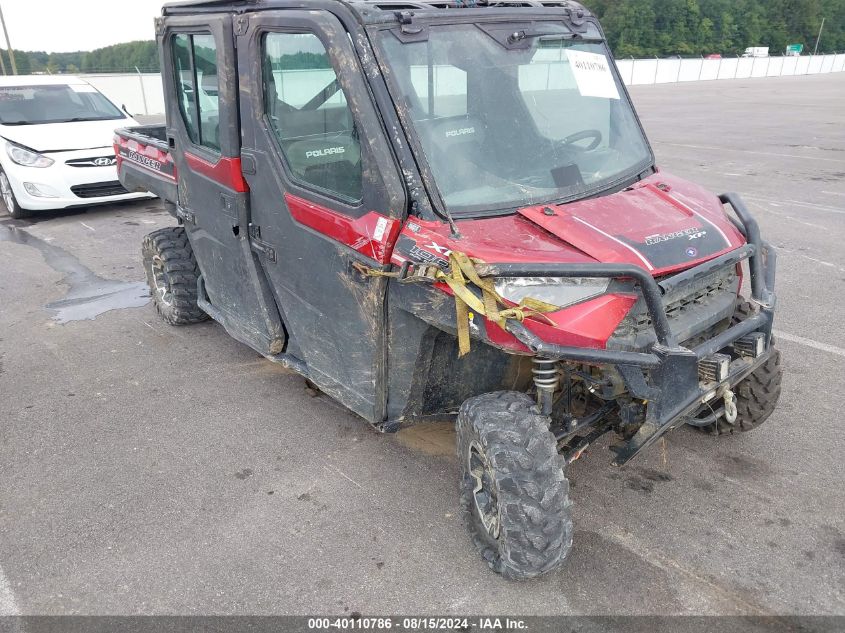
[562,129,603,152]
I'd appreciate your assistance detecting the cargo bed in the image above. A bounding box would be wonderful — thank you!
[114,125,177,206]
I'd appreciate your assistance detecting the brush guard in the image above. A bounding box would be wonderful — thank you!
[475,193,777,466]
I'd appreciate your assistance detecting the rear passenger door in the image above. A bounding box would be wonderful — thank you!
[160,16,285,354]
[237,11,406,422]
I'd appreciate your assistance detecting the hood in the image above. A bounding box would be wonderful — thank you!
[0,116,135,153]
[389,172,745,276]
[516,173,746,275]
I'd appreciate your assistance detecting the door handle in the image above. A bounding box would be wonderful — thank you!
[248,223,276,263]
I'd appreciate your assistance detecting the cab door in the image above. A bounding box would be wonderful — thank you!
[160,15,285,354]
[236,11,406,422]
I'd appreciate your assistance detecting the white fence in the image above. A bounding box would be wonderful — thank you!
[81,53,845,117]
[80,72,166,117]
[616,53,845,86]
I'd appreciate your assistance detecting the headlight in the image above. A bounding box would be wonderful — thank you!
[6,143,54,168]
[494,277,610,309]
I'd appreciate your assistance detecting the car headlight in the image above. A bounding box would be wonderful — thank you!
[6,142,54,168]
[494,277,610,309]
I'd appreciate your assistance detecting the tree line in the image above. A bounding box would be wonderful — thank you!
[1,40,159,75]
[0,0,842,73]
[583,0,844,57]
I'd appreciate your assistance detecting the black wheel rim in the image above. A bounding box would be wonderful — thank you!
[468,440,500,540]
[150,256,174,307]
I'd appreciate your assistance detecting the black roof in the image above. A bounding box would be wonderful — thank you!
[163,0,592,19]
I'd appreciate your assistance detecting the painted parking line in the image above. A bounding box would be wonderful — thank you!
[0,564,20,617]
[773,330,845,359]
[652,141,845,164]
[744,195,845,215]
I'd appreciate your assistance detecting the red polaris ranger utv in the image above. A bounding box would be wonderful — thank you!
[117,0,781,579]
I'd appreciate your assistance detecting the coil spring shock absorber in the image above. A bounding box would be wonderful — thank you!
[532,356,559,416]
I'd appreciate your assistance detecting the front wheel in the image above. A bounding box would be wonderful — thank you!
[0,169,31,219]
[694,300,783,435]
[698,347,782,435]
[456,392,573,580]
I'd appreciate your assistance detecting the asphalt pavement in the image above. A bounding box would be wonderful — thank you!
[0,73,843,615]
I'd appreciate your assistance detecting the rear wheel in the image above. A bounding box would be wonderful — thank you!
[142,227,208,325]
[0,169,31,219]
[456,391,573,580]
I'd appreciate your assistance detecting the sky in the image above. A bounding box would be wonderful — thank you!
[2,0,168,53]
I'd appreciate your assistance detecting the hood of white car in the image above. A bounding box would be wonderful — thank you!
[0,116,137,153]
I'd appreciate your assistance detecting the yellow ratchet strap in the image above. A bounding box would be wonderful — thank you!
[354,252,558,357]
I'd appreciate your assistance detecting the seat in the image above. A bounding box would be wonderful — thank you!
[284,132,361,200]
[415,115,487,196]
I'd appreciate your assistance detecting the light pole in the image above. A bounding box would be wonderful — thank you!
[0,2,17,75]
[813,17,826,56]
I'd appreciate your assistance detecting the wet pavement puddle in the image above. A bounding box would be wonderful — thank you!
[0,221,150,323]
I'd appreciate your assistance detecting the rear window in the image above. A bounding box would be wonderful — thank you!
[0,84,125,125]
[172,33,221,152]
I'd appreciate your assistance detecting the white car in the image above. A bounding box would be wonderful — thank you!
[0,75,153,219]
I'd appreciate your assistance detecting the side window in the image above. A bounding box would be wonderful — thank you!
[172,32,221,152]
[173,34,197,143]
[262,32,362,203]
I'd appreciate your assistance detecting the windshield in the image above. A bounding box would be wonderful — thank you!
[378,23,653,216]
[0,84,125,125]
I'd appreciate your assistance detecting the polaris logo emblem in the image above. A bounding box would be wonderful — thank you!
[445,127,475,138]
[305,146,345,159]
[94,157,117,166]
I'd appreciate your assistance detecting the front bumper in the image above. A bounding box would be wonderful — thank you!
[477,193,777,465]
[2,148,153,211]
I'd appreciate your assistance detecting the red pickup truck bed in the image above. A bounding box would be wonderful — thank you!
[114,125,177,207]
